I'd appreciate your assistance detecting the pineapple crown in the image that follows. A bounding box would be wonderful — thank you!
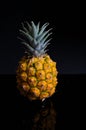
[18,21,52,57]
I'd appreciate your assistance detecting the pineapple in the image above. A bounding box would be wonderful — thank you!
[16,21,58,100]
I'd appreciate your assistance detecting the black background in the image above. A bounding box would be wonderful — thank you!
[0,1,86,74]
[0,1,86,129]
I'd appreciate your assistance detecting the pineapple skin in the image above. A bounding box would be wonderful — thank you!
[16,54,58,100]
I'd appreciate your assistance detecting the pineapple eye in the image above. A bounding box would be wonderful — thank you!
[20,72,27,81]
[40,92,49,100]
[53,77,58,87]
[47,84,53,91]
[46,73,52,79]
[22,83,30,92]
[43,63,51,73]
[37,81,47,91]
[28,77,37,87]
[52,67,58,76]
[30,88,40,97]
[36,70,45,80]
[46,73,52,83]
[34,62,43,70]
[20,62,27,71]
[28,67,36,76]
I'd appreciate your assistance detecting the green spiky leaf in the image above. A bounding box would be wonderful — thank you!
[18,21,52,57]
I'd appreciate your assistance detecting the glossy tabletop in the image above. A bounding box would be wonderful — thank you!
[1,74,86,130]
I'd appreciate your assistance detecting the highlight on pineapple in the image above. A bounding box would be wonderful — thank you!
[16,21,58,100]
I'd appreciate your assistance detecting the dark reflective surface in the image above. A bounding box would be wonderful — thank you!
[1,74,86,129]
[16,99,57,130]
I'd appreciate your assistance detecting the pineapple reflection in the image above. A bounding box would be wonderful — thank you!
[21,100,56,130]
[32,101,56,130]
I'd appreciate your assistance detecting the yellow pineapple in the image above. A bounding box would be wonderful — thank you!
[16,21,58,100]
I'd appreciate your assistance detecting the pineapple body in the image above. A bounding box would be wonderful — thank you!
[17,55,58,100]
